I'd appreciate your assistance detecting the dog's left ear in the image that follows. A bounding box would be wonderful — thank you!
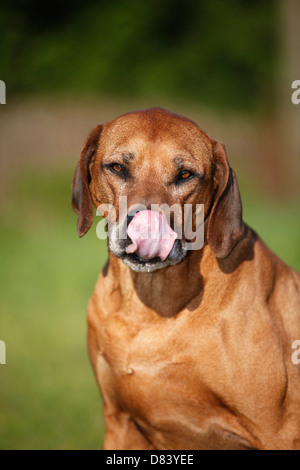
[207,140,244,259]
[72,125,102,238]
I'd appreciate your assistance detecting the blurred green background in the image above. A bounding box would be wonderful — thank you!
[0,0,299,450]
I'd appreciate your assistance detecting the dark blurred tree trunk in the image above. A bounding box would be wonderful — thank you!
[279,0,300,197]
[256,0,300,199]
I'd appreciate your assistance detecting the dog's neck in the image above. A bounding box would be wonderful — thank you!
[110,247,225,318]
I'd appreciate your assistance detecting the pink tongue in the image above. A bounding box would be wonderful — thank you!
[126,210,177,261]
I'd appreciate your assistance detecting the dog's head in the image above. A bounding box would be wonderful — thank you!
[72,108,244,272]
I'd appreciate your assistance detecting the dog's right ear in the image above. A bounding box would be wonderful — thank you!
[72,125,102,238]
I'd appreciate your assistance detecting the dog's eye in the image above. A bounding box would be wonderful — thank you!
[176,170,194,184]
[180,170,192,179]
[103,162,127,179]
[111,163,123,173]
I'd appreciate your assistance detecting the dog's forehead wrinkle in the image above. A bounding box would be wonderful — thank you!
[122,152,135,164]
[173,157,184,170]
[99,109,213,176]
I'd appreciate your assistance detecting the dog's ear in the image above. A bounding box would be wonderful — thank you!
[72,125,102,238]
[207,140,244,258]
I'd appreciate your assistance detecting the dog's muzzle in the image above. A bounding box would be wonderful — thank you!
[108,210,187,272]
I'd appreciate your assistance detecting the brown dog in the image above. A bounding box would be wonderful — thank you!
[72,107,300,450]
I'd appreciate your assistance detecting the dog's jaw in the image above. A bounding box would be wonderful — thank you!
[121,249,187,273]
[108,222,188,272]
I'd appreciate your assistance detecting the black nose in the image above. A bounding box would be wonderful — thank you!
[127,213,135,226]
[127,205,146,226]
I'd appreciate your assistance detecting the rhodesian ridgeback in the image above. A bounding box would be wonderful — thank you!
[72,107,300,450]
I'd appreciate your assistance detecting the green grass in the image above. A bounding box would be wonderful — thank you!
[0,166,299,450]
[241,190,300,272]
[0,169,108,450]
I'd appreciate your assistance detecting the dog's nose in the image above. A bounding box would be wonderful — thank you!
[127,205,147,226]
[127,213,137,226]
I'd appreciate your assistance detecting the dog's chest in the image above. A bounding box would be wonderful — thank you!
[98,310,199,394]
[95,311,256,449]
[98,311,191,388]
